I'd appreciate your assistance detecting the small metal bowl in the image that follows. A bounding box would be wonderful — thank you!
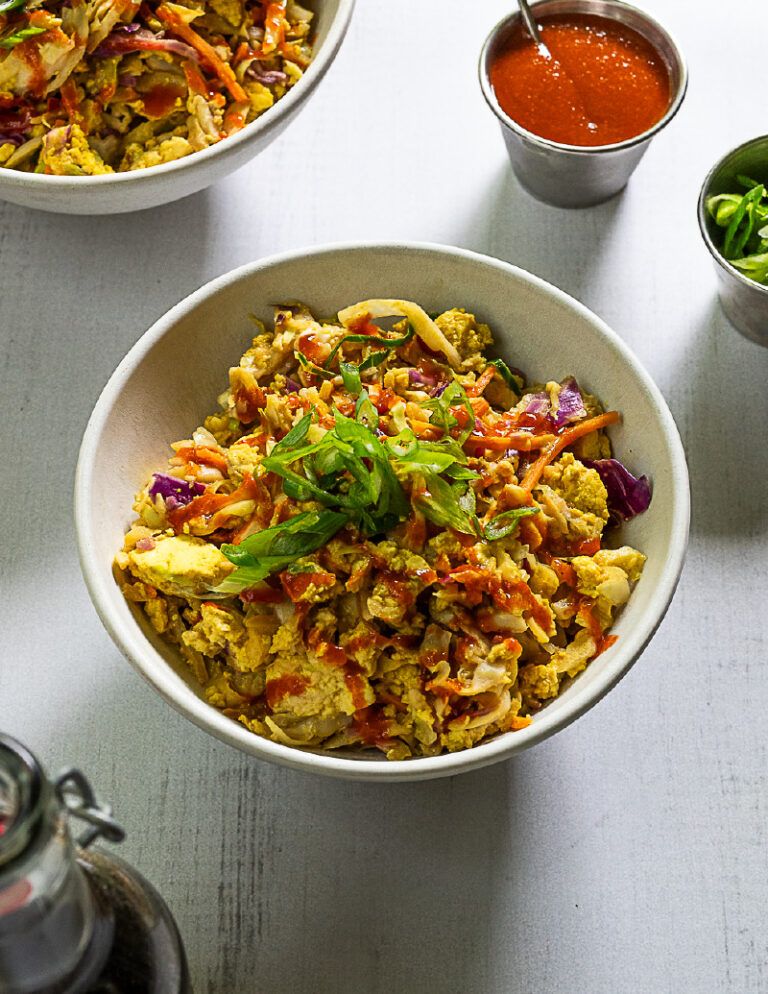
[698,135,768,347]
[479,0,688,208]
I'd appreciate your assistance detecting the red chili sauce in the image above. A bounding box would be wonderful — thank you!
[489,13,671,147]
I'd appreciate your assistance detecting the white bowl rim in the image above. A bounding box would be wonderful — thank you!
[74,241,690,782]
[0,0,355,194]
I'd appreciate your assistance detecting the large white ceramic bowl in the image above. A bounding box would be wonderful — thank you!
[0,0,354,215]
[75,243,689,781]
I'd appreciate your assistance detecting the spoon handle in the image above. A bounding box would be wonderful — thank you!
[518,0,549,54]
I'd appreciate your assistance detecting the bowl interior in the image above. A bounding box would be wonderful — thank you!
[76,244,689,780]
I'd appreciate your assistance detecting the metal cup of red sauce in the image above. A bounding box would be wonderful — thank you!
[698,136,768,348]
[479,0,688,208]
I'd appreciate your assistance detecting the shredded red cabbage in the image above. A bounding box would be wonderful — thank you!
[525,378,585,427]
[583,458,651,522]
[149,473,205,511]
[94,27,199,60]
[525,392,550,416]
[554,376,585,427]
[284,377,301,393]
[246,67,288,85]
[0,108,31,137]
[409,369,438,388]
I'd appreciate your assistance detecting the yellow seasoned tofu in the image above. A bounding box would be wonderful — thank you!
[127,534,234,597]
[541,452,609,521]
[181,602,273,672]
[434,308,493,362]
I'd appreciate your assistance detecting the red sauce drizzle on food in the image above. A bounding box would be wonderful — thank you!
[489,13,671,146]
[578,597,618,657]
[377,570,414,607]
[344,664,369,711]
[233,382,266,424]
[443,565,552,634]
[540,553,577,588]
[345,632,383,656]
[418,648,448,670]
[15,37,47,98]
[297,330,330,365]
[368,385,399,414]
[310,639,370,711]
[265,674,308,709]
[141,81,186,119]
[352,705,392,746]
[316,641,346,667]
[280,572,335,602]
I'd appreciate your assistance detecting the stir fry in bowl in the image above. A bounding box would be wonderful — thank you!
[0,0,313,173]
[114,299,651,759]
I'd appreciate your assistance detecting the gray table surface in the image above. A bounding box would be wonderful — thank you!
[2,1,767,990]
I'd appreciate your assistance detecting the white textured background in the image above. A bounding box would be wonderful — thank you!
[2,1,768,990]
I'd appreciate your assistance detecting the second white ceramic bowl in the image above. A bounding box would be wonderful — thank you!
[75,243,689,781]
[0,0,354,215]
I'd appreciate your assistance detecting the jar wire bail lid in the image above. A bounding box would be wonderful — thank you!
[53,768,125,849]
[0,733,125,865]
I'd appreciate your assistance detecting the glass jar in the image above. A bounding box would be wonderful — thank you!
[0,733,191,993]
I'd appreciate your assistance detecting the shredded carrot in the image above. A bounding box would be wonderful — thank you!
[232,40,251,66]
[464,432,556,452]
[173,445,228,472]
[520,411,620,491]
[156,4,247,102]
[469,397,491,417]
[508,714,533,730]
[409,421,442,440]
[278,39,310,69]
[182,60,210,98]
[259,0,286,55]
[466,366,496,397]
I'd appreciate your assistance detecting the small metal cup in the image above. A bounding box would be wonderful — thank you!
[479,0,688,208]
[698,135,768,347]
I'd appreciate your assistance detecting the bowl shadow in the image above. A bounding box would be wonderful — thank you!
[675,298,768,539]
[453,162,628,305]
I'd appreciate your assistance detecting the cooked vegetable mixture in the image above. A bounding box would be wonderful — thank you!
[0,0,313,173]
[115,299,652,759]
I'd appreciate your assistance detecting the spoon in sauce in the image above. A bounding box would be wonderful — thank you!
[518,0,551,58]
[510,0,596,140]
[511,2,597,139]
